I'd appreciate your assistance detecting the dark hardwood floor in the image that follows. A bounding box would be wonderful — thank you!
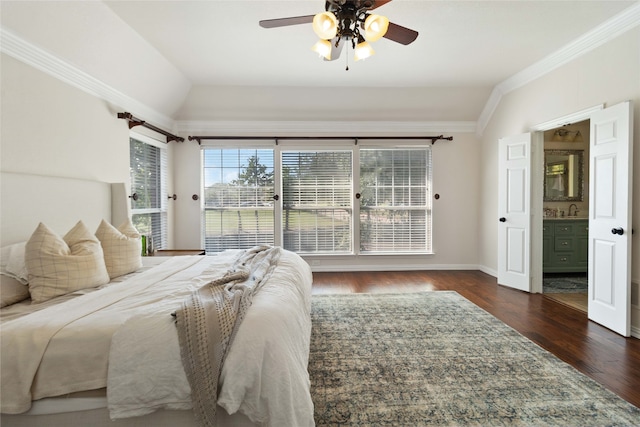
[311,270,640,408]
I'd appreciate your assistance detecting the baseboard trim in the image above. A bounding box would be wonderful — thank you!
[308,263,482,273]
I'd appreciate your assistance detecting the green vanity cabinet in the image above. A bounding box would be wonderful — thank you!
[543,219,589,273]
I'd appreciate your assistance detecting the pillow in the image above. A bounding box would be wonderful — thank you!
[26,221,110,303]
[0,242,29,284]
[0,275,30,307]
[95,219,143,279]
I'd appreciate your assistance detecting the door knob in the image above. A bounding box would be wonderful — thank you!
[611,227,624,235]
[499,217,506,222]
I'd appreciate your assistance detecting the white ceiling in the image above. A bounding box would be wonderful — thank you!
[1,0,637,125]
[103,0,635,88]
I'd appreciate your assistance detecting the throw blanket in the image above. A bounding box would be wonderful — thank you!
[175,245,282,427]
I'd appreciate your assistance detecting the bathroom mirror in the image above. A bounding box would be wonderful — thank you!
[544,150,584,201]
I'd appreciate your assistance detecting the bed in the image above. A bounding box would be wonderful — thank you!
[0,172,315,427]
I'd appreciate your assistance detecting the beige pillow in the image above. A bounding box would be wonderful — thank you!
[0,275,30,307]
[26,221,110,303]
[95,219,143,279]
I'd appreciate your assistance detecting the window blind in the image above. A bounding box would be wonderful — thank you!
[281,151,353,254]
[359,148,432,253]
[129,137,167,249]
[202,148,275,253]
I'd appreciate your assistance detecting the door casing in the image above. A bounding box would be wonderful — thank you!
[529,106,604,295]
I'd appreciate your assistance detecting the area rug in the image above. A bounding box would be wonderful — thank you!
[309,292,640,426]
[543,274,588,293]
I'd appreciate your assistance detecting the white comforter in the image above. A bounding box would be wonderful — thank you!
[0,249,314,427]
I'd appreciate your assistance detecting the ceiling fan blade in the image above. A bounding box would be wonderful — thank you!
[383,22,418,45]
[370,0,393,10]
[324,37,345,61]
[259,15,315,28]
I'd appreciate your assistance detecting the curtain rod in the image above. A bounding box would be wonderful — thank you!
[187,135,453,145]
[117,112,184,143]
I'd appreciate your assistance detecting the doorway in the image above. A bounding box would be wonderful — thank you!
[541,120,590,313]
[500,101,633,336]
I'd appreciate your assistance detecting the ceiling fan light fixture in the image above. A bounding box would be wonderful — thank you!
[312,12,338,39]
[311,39,332,60]
[364,14,389,42]
[354,37,375,61]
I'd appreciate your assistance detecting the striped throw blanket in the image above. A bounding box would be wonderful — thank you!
[174,246,282,427]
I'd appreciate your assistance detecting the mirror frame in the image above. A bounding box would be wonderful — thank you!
[544,149,584,202]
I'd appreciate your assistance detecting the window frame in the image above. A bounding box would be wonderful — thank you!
[200,139,433,256]
[358,146,433,254]
[129,132,168,249]
[201,145,276,253]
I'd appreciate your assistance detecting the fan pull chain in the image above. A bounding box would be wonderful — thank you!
[345,43,349,71]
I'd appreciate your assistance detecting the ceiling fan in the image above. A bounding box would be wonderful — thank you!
[259,0,418,62]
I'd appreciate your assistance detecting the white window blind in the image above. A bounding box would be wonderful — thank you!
[359,148,432,253]
[281,150,352,254]
[202,148,275,253]
[129,137,168,249]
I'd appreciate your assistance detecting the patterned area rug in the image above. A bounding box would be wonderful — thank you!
[309,292,640,426]
[543,274,588,293]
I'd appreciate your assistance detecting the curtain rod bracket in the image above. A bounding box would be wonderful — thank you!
[117,112,184,143]
[188,136,202,145]
[430,135,453,144]
[128,120,145,129]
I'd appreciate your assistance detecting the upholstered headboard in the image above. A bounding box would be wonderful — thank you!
[0,172,129,246]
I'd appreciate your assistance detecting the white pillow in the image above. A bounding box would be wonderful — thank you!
[95,219,143,279]
[0,242,29,284]
[26,221,110,303]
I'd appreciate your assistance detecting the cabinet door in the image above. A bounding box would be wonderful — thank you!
[576,221,589,269]
[543,235,553,268]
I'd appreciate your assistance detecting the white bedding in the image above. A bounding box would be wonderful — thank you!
[0,249,314,426]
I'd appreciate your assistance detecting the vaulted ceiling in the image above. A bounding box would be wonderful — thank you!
[1,1,637,130]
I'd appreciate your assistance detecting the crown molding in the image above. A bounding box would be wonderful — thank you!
[176,120,477,136]
[0,26,175,130]
[476,2,640,137]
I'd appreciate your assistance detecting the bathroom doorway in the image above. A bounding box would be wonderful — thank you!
[541,120,590,313]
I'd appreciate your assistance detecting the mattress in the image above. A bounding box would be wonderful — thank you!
[0,249,314,426]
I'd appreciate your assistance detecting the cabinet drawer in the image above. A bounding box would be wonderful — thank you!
[554,223,575,235]
[554,237,575,252]
[551,253,574,266]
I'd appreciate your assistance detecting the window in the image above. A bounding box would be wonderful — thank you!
[129,136,167,249]
[203,148,275,253]
[359,148,432,253]
[201,143,432,256]
[281,151,352,254]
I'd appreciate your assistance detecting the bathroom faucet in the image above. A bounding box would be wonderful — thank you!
[568,204,578,217]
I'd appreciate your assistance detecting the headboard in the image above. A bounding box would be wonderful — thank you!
[0,172,129,246]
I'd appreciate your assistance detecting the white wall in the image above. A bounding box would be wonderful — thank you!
[0,53,176,248]
[478,28,640,326]
[176,85,491,122]
[0,0,191,123]
[171,130,481,270]
[1,54,129,182]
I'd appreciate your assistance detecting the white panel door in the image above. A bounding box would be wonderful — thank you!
[498,133,531,292]
[588,101,633,336]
